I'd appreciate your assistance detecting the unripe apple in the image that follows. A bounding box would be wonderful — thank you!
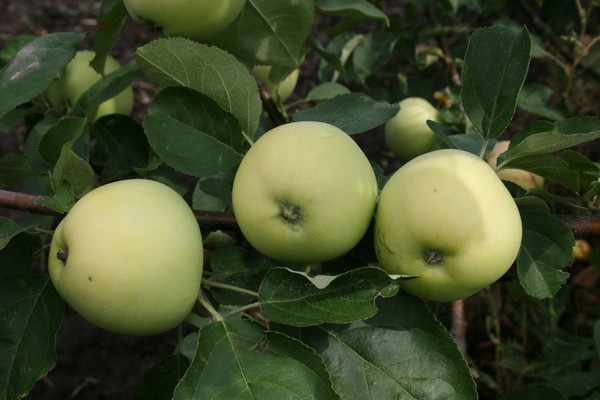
[46,50,134,120]
[384,97,441,162]
[122,0,246,42]
[253,65,299,103]
[486,140,544,189]
[232,121,378,263]
[48,179,204,335]
[375,149,523,302]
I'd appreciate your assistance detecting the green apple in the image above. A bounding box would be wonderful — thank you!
[46,50,134,120]
[48,179,204,335]
[123,0,246,42]
[486,140,544,189]
[384,97,441,162]
[374,149,522,302]
[253,65,299,103]
[232,121,378,263]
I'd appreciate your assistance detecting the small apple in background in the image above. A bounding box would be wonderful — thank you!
[374,149,523,302]
[232,121,378,264]
[46,50,134,120]
[486,140,544,189]
[48,179,204,335]
[122,0,246,42]
[384,96,441,163]
[253,65,299,103]
[573,239,592,262]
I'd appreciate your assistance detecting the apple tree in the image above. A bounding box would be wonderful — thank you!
[1,1,600,399]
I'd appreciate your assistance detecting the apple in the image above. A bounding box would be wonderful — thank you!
[384,97,441,162]
[253,65,299,103]
[374,149,523,302]
[46,50,134,120]
[122,0,246,42]
[486,140,544,189]
[48,179,204,335]
[232,121,378,263]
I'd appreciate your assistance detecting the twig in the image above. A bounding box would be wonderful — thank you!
[259,89,287,127]
[450,299,467,356]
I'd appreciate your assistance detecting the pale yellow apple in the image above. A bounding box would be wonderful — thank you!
[374,149,523,301]
[48,179,203,335]
[232,121,378,263]
[384,97,441,162]
[486,140,544,189]
[253,65,299,103]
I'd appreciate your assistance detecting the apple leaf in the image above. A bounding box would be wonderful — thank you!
[38,117,86,164]
[315,0,390,26]
[297,292,477,399]
[133,354,190,400]
[135,38,261,136]
[0,233,44,279]
[293,93,399,134]
[0,275,64,400]
[504,384,567,400]
[548,370,600,398]
[259,266,400,327]
[516,199,573,299]
[70,64,139,117]
[91,0,129,75]
[0,217,26,251]
[499,153,579,191]
[0,32,85,119]
[143,87,243,177]
[305,82,351,102]
[517,83,566,121]
[0,153,30,189]
[461,26,531,139]
[211,0,315,69]
[0,34,37,67]
[172,319,338,399]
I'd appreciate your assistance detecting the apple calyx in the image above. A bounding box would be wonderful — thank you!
[281,203,302,224]
[423,250,443,264]
[56,250,68,263]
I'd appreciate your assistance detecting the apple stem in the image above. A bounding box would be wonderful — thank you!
[57,250,68,263]
[197,291,224,322]
[201,278,259,298]
[222,301,261,319]
[281,204,302,223]
[423,250,443,264]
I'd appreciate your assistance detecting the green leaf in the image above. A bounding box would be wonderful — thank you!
[0,217,26,251]
[500,153,579,191]
[259,267,400,327]
[316,0,389,26]
[548,370,600,398]
[0,34,37,67]
[211,0,315,69]
[300,292,477,399]
[461,26,531,138]
[0,32,85,119]
[504,383,567,400]
[143,87,243,177]
[133,354,190,400]
[51,146,95,197]
[517,83,566,121]
[135,37,261,136]
[70,64,139,117]
[293,93,399,134]
[0,153,30,189]
[305,82,351,102]
[173,319,338,399]
[38,117,87,165]
[0,275,64,400]
[516,200,573,298]
[91,0,129,74]
[0,233,44,278]
[506,117,600,159]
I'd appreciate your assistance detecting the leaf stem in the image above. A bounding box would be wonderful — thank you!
[222,302,261,319]
[197,291,224,322]
[201,278,259,298]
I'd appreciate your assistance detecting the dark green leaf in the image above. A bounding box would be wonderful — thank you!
[518,83,566,121]
[504,384,566,400]
[259,267,400,327]
[0,34,37,66]
[0,217,26,251]
[293,93,399,134]
[39,117,87,165]
[0,233,43,278]
[0,32,85,119]
[50,148,95,197]
[516,200,573,298]
[133,354,190,400]
[212,0,315,69]
[143,87,243,177]
[173,319,338,399]
[305,82,351,102]
[91,0,129,74]
[136,37,261,136]
[461,26,531,138]
[0,153,30,189]
[300,292,477,399]
[0,275,64,400]
[316,0,389,26]
[349,31,397,84]
[501,153,579,191]
[548,370,600,398]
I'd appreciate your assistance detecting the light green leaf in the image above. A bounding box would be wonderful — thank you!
[212,0,315,68]
[305,82,351,102]
[0,32,85,119]
[316,0,389,26]
[518,83,566,121]
[300,292,477,399]
[0,275,64,400]
[461,26,531,138]
[293,93,399,134]
[259,267,400,327]
[135,37,261,136]
[143,87,243,177]
[173,319,338,399]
